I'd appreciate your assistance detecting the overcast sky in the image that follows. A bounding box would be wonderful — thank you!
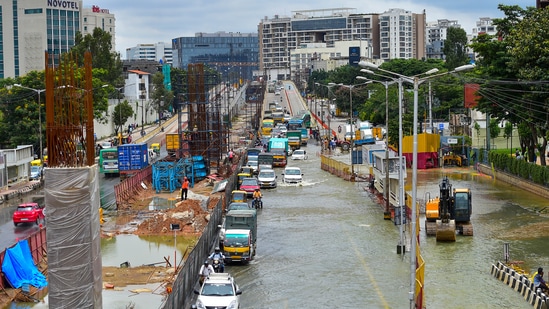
[85,0,534,57]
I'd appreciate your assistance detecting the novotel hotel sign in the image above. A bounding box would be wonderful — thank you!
[47,0,80,10]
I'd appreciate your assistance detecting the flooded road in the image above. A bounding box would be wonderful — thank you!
[4,142,548,308]
[226,142,538,309]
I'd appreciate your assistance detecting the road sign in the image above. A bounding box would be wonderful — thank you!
[447,138,458,144]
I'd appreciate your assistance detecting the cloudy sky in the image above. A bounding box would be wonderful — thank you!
[85,0,534,57]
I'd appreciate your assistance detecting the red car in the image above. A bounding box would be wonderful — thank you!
[13,202,45,226]
[239,178,260,197]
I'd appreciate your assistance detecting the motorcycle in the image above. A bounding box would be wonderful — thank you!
[212,257,223,273]
[252,196,263,209]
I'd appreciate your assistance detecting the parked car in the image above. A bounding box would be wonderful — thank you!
[282,167,303,184]
[194,273,242,309]
[291,149,308,160]
[239,178,260,196]
[13,202,45,226]
[30,165,43,180]
[257,169,277,188]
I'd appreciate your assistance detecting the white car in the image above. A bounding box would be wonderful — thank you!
[282,166,303,183]
[194,273,242,309]
[291,149,308,160]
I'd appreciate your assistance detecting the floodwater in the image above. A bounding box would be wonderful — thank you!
[6,142,549,308]
[225,142,539,309]
[4,234,197,309]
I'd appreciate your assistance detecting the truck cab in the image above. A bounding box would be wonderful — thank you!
[223,229,254,264]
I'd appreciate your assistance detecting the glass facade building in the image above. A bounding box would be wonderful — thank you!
[172,32,259,82]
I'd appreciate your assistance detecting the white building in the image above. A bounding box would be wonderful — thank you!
[290,40,373,82]
[0,0,82,78]
[81,5,116,52]
[0,0,117,78]
[259,7,426,82]
[426,19,461,59]
[378,8,426,61]
[126,42,173,64]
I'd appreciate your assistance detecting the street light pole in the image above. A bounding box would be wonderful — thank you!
[359,61,474,309]
[336,81,371,179]
[358,74,405,253]
[14,84,45,162]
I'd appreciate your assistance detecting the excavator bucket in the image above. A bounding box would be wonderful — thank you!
[435,219,456,242]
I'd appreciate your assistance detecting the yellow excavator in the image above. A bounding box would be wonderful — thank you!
[425,176,473,241]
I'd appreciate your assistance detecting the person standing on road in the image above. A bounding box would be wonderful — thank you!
[181,177,190,200]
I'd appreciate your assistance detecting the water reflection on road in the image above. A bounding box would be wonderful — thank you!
[228,143,537,309]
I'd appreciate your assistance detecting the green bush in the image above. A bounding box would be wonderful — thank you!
[488,150,549,186]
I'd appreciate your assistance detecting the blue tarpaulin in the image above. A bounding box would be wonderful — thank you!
[1,239,47,289]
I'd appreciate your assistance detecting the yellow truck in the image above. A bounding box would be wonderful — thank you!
[165,133,179,156]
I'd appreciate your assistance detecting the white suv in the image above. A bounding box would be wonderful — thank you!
[194,273,242,309]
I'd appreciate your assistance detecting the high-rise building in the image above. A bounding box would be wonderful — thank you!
[0,0,83,78]
[259,8,425,82]
[126,42,172,64]
[172,32,259,82]
[0,1,116,78]
[378,8,426,61]
[426,19,461,60]
[81,5,116,52]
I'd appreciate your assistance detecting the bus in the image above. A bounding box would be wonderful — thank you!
[99,148,119,176]
[288,117,304,130]
[298,111,311,128]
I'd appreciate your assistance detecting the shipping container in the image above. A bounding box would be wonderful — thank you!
[118,143,149,172]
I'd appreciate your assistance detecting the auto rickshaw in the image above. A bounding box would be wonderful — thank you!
[241,166,254,175]
[237,172,252,186]
[151,143,160,155]
[231,190,248,203]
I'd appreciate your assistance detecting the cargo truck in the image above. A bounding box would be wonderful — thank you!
[286,130,302,150]
[165,133,179,156]
[268,137,289,167]
[300,128,309,146]
[118,143,149,180]
[221,209,257,264]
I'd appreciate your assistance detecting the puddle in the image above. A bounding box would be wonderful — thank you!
[148,196,179,211]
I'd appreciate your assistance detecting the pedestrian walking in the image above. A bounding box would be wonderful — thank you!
[181,177,190,200]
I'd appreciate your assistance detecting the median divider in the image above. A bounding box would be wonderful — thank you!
[491,262,547,309]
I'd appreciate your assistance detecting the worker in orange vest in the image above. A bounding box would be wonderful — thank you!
[181,177,190,200]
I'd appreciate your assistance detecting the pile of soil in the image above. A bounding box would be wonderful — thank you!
[103,179,223,237]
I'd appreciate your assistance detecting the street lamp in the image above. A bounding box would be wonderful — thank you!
[358,72,406,254]
[13,84,45,162]
[360,61,474,309]
[356,76,399,223]
[335,81,372,180]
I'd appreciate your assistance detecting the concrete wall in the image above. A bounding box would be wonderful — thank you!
[476,164,549,199]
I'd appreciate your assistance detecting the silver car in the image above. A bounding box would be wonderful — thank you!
[257,169,277,188]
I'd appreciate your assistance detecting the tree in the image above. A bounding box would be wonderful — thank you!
[469,4,549,165]
[112,100,134,137]
[489,118,501,147]
[151,72,174,124]
[443,27,470,70]
[474,121,481,146]
[503,122,513,151]
[72,28,123,87]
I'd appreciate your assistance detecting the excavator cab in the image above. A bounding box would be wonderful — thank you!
[425,177,473,241]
